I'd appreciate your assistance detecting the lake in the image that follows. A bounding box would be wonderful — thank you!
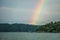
[0,32,60,40]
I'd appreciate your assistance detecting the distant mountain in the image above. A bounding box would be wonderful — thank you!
[0,23,40,32]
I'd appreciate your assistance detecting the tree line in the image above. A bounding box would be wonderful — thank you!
[36,21,60,33]
[0,21,60,33]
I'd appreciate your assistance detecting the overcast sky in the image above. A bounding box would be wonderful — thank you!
[0,0,60,25]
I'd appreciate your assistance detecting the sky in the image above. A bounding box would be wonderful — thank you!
[0,0,60,25]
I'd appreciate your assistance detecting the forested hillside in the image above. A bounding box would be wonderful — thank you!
[36,21,60,33]
[0,21,60,33]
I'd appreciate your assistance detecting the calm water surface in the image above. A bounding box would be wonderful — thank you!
[0,32,60,40]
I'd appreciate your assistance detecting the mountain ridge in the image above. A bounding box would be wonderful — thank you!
[0,23,40,32]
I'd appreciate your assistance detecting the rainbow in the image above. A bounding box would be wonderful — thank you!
[30,0,47,25]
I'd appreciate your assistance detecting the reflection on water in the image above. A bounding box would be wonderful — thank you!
[0,32,60,40]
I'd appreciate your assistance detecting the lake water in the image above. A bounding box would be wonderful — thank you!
[0,32,60,40]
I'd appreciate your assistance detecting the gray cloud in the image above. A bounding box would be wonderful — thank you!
[0,7,33,24]
[0,0,60,25]
[37,0,60,25]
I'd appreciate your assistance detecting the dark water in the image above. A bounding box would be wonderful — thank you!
[0,32,60,40]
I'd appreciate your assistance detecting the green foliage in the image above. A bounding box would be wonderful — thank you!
[36,21,60,33]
